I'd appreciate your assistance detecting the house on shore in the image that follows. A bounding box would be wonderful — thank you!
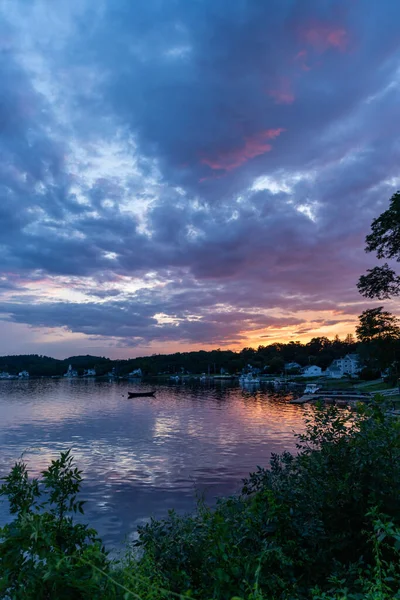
[301,365,322,378]
[64,364,78,378]
[325,364,342,379]
[325,354,361,379]
[0,371,13,379]
[108,367,117,379]
[83,369,96,377]
[128,368,142,378]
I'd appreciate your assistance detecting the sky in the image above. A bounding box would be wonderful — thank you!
[0,0,400,359]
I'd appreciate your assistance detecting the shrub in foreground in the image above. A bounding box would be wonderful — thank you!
[137,400,400,599]
[0,450,166,599]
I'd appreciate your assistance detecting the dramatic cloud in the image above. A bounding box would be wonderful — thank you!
[0,0,399,357]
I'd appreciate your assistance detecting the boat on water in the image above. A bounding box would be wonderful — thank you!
[304,383,320,394]
[127,391,156,398]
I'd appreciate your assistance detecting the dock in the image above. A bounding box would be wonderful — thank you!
[290,391,372,405]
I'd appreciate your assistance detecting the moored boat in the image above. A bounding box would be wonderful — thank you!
[127,391,156,398]
[304,383,320,394]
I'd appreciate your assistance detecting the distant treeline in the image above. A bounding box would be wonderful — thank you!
[0,336,360,377]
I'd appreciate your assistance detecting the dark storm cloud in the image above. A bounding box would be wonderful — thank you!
[0,0,400,349]
[63,0,400,190]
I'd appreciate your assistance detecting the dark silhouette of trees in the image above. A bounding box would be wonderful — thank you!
[356,307,400,373]
[358,191,400,298]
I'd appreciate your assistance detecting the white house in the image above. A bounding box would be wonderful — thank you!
[128,368,142,378]
[325,354,361,379]
[324,364,342,379]
[343,354,361,376]
[83,369,96,377]
[302,365,322,378]
[0,371,13,379]
[18,371,29,378]
[64,364,78,378]
[108,367,117,379]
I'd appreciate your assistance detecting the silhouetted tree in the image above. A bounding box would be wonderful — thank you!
[358,191,400,298]
[356,307,400,373]
[356,307,400,343]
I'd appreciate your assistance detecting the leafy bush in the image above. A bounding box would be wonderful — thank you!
[137,399,400,599]
[359,367,382,381]
[0,450,113,598]
[0,451,179,599]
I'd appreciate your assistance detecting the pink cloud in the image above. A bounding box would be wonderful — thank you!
[294,49,312,71]
[267,77,295,105]
[301,22,348,52]
[201,128,285,172]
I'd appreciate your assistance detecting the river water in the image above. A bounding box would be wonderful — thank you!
[0,378,307,548]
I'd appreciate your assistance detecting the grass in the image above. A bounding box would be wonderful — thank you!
[319,379,355,390]
[355,381,394,391]
[388,394,400,402]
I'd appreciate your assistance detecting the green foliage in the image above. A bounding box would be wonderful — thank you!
[0,450,112,599]
[137,400,400,599]
[356,307,400,373]
[0,451,185,600]
[311,513,400,599]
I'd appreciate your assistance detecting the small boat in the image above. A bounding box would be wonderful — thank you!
[127,391,156,398]
[304,384,320,394]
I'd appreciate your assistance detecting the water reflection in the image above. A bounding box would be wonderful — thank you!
[0,379,307,547]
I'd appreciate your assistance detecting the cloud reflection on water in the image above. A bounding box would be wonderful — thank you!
[0,379,306,547]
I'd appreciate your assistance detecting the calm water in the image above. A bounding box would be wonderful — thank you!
[0,379,307,548]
